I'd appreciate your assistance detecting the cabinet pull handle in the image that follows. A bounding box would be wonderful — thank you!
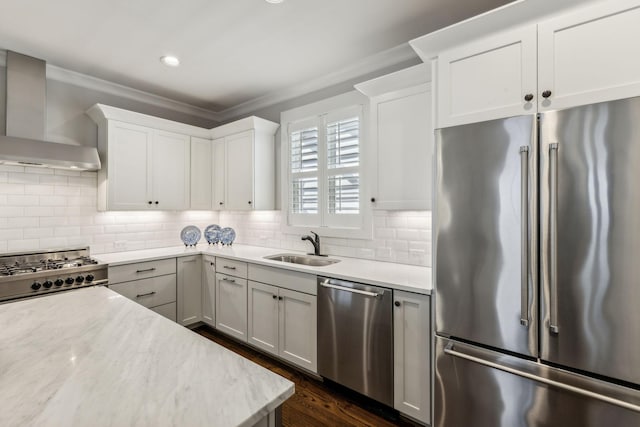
[223,265,236,270]
[520,146,530,327]
[155,201,159,205]
[136,291,156,298]
[148,201,152,205]
[136,268,156,273]
[370,197,376,203]
[272,295,277,299]
[219,202,224,205]
[210,262,214,266]
[248,201,252,205]
[524,93,534,102]
[549,142,559,334]
[222,277,236,283]
[542,90,552,99]
[278,296,283,300]
[394,301,401,307]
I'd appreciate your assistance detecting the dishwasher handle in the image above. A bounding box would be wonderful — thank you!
[320,279,380,298]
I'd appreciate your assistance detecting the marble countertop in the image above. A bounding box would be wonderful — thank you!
[96,244,432,295]
[0,287,294,427]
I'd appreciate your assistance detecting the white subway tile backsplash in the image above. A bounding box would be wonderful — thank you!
[0,170,432,266]
[8,239,39,251]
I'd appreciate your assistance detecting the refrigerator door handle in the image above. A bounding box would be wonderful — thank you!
[519,146,530,327]
[444,341,640,413]
[549,142,560,334]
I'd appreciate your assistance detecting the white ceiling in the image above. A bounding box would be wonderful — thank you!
[0,0,511,114]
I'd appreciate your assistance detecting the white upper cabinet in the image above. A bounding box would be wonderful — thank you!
[429,0,640,127]
[537,0,640,111]
[105,121,152,210]
[152,130,190,210]
[356,64,434,210]
[212,138,226,210]
[190,137,213,210]
[210,117,279,211]
[225,131,256,210]
[436,25,537,128]
[88,104,278,212]
[87,104,207,211]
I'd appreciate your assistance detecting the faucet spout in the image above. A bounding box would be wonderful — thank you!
[301,231,322,256]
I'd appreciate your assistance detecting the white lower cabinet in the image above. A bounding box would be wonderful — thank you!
[393,290,431,424]
[247,264,317,373]
[247,281,279,354]
[215,272,248,342]
[277,287,317,371]
[177,255,202,326]
[202,255,216,327]
[108,258,177,322]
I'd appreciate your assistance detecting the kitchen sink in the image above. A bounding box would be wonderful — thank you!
[264,253,340,267]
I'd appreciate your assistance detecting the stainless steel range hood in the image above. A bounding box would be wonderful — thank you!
[0,51,101,171]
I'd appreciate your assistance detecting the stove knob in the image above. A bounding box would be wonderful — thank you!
[75,275,85,283]
[65,277,75,285]
[31,282,42,290]
[54,279,64,287]
[43,280,53,289]
[85,274,94,282]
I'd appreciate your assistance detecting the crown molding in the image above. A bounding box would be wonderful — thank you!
[2,43,419,124]
[216,43,419,121]
[46,64,222,122]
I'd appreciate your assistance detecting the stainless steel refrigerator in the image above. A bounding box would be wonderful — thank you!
[434,97,640,426]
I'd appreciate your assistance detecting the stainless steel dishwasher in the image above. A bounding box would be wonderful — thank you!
[317,276,393,406]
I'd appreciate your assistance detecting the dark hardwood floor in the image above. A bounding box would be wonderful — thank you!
[194,326,422,427]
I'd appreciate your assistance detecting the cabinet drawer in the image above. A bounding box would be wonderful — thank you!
[248,264,316,295]
[216,257,248,278]
[109,274,176,308]
[151,302,177,322]
[108,258,176,284]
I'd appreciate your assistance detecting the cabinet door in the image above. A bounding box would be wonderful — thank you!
[373,85,433,210]
[393,291,430,424]
[225,131,254,210]
[212,138,226,210]
[278,288,317,373]
[152,130,190,210]
[202,256,216,327]
[247,281,279,356]
[177,256,202,326]
[538,1,640,111]
[107,121,152,210]
[190,137,212,209]
[215,273,248,342]
[437,25,537,127]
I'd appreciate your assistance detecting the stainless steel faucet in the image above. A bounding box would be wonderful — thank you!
[301,231,322,256]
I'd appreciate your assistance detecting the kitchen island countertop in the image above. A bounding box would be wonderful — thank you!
[0,286,293,427]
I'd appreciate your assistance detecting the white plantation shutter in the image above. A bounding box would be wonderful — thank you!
[289,120,320,226]
[325,107,362,228]
[286,105,362,229]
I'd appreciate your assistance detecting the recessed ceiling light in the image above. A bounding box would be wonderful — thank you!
[265,0,284,4]
[160,55,180,67]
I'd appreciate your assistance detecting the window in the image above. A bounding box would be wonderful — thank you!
[283,92,369,236]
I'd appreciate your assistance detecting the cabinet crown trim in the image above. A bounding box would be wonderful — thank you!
[355,63,431,97]
[409,0,593,61]
[86,104,279,140]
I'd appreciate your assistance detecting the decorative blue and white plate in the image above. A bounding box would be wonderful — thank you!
[220,227,236,246]
[204,224,222,244]
[180,225,201,246]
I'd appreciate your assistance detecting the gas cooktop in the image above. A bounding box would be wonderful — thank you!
[0,247,107,302]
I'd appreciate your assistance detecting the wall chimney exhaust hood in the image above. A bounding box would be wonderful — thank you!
[0,51,101,171]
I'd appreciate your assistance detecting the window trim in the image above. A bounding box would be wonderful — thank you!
[280,91,372,239]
